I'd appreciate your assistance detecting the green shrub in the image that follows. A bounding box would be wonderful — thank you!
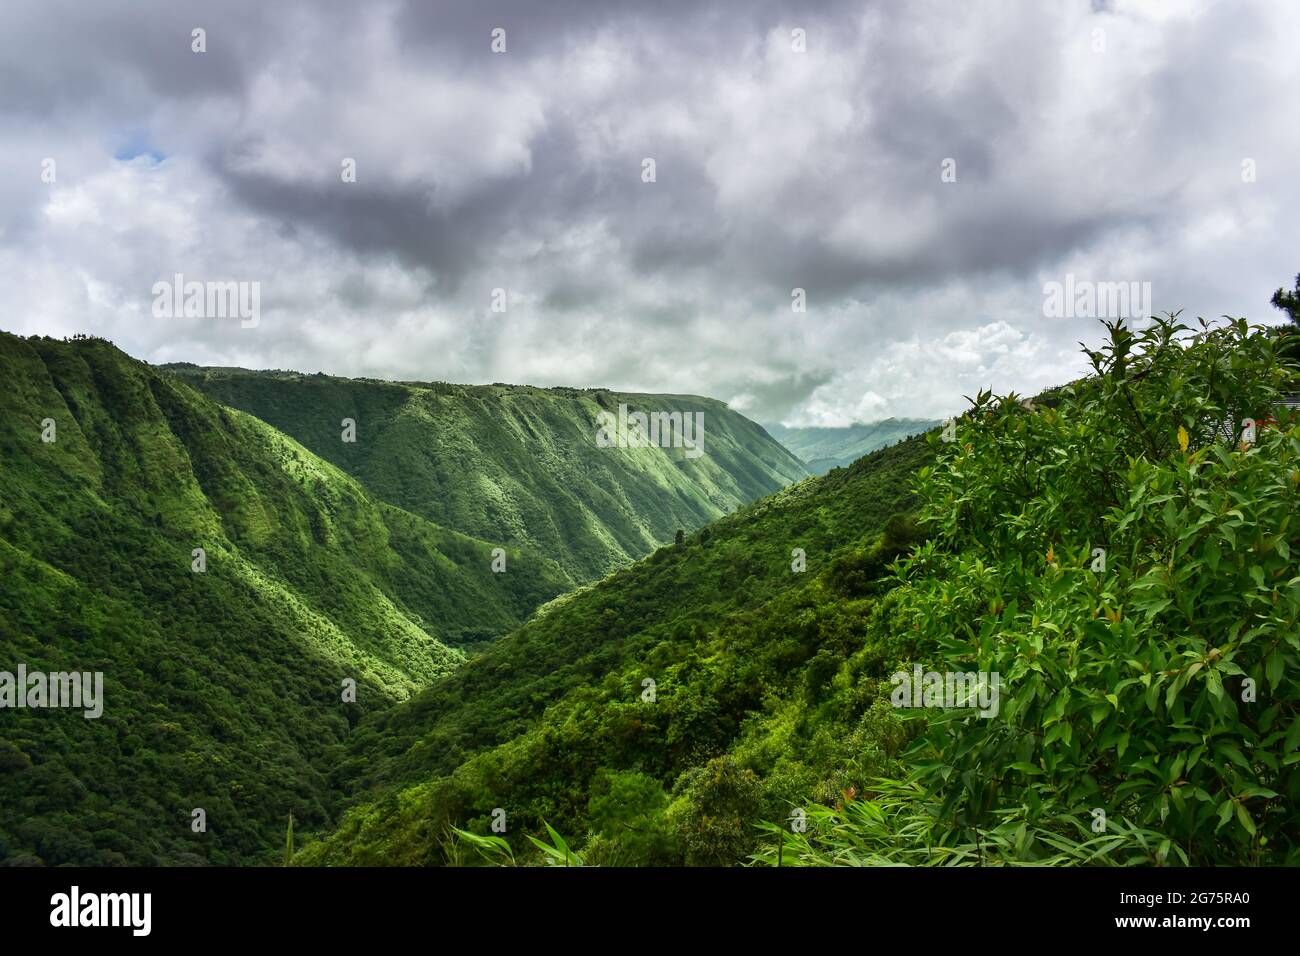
[766,317,1300,866]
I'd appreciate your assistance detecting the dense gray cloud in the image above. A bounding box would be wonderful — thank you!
[1,0,1297,425]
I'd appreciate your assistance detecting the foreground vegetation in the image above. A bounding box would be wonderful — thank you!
[762,318,1300,865]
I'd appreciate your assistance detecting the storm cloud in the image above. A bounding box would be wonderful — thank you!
[1,0,1297,424]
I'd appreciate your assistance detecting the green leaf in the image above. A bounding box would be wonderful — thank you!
[1286,715,1300,754]
[1203,541,1221,571]
[1238,787,1278,799]
[1009,762,1044,776]
[1206,669,1223,700]
[1266,649,1284,690]
[1235,803,1257,837]
[1217,743,1252,771]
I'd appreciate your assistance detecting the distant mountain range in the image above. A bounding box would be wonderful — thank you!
[762,419,941,474]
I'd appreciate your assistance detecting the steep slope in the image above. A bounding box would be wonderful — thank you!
[0,332,568,865]
[766,418,939,474]
[761,319,1300,867]
[296,433,933,865]
[169,367,809,583]
[303,319,1300,868]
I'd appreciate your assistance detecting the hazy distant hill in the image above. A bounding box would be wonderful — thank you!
[171,367,809,584]
[764,419,940,474]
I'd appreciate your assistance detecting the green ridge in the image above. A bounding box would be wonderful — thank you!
[0,332,568,864]
[169,366,809,583]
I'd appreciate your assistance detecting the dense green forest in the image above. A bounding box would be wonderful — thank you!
[3,319,1297,868]
[0,333,564,864]
[169,365,807,584]
[300,318,1300,867]
[296,428,929,865]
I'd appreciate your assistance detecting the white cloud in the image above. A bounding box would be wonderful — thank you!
[1,0,1297,427]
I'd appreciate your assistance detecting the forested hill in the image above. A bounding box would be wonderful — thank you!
[302,319,1300,867]
[10,321,1292,869]
[168,366,809,584]
[0,332,568,864]
[297,429,934,865]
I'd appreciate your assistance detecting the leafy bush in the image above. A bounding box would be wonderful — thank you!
[667,756,764,866]
[766,317,1300,866]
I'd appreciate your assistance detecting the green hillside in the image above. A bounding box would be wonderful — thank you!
[295,430,932,865]
[170,367,809,584]
[765,418,940,475]
[762,319,1300,866]
[0,332,568,865]
[301,319,1300,867]
[6,320,1296,869]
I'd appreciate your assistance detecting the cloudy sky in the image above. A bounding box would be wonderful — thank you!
[2,0,1297,425]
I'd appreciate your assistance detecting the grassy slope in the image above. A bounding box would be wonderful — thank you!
[0,333,569,864]
[766,419,940,475]
[313,322,1295,870]
[171,367,809,584]
[298,434,933,865]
